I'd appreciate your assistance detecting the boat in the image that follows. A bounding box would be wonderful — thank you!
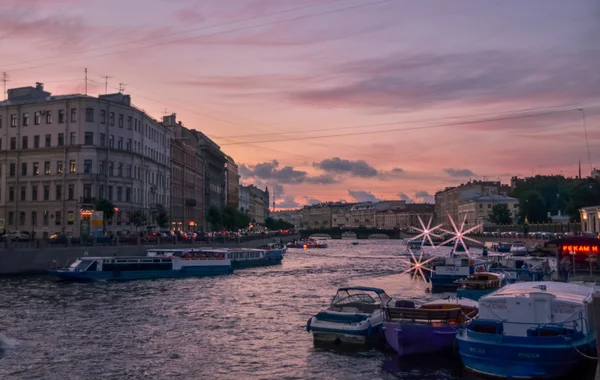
[212,248,282,268]
[306,286,393,345]
[510,241,529,256]
[497,241,512,253]
[315,240,328,248]
[287,239,327,249]
[51,251,232,281]
[429,256,475,291]
[457,282,597,379]
[456,272,507,301]
[352,242,359,246]
[486,253,551,283]
[257,241,287,255]
[384,298,478,356]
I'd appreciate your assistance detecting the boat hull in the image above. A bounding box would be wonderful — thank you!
[231,254,282,269]
[456,288,497,301]
[310,323,383,345]
[51,266,233,281]
[430,275,466,291]
[383,322,458,356]
[457,333,595,378]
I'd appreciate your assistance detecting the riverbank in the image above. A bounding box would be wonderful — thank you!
[0,234,299,275]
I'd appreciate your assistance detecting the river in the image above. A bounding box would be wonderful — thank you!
[0,240,595,379]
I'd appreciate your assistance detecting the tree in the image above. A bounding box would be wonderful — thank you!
[130,209,147,230]
[265,217,294,230]
[95,198,115,232]
[207,206,223,231]
[566,179,600,221]
[155,204,169,229]
[519,191,549,223]
[488,204,512,225]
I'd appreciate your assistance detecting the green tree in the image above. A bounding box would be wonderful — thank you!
[488,203,512,225]
[239,212,250,229]
[130,209,147,230]
[519,191,549,223]
[155,204,169,228]
[207,206,223,231]
[566,179,600,221]
[265,217,294,230]
[95,198,115,232]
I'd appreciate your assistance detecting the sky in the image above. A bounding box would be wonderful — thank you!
[1,0,599,209]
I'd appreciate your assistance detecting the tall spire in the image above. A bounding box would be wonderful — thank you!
[579,160,582,179]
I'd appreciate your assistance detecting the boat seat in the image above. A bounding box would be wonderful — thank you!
[394,300,416,308]
[385,307,461,322]
[333,302,380,314]
[315,311,370,324]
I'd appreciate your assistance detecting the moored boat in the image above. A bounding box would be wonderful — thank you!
[384,298,478,356]
[456,272,507,301]
[457,282,597,379]
[510,241,529,256]
[51,252,232,281]
[497,241,512,253]
[429,256,475,291]
[307,287,392,345]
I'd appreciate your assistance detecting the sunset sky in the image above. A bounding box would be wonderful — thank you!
[2,0,599,209]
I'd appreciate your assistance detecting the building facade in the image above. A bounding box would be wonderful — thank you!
[580,206,600,234]
[270,210,302,229]
[348,202,376,228]
[224,155,240,209]
[241,184,268,227]
[164,114,204,232]
[239,185,249,215]
[194,131,226,215]
[457,194,519,231]
[0,84,172,237]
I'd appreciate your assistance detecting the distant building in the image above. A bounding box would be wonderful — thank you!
[239,186,249,214]
[270,210,302,229]
[301,201,352,229]
[224,155,240,209]
[348,202,377,228]
[457,194,519,230]
[580,206,600,233]
[241,184,268,227]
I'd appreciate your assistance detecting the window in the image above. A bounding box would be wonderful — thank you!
[0,116,2,128]
[20,186,25,201]
[55,211,61,225]
[117,163,123,177]
[98,185,104,199]
[44,161,50,175]
[34,111,40,125]
[117,186,122,202]
[56,184,62,200]
[21,136,28,149]
[126,138,132,151]
[8,187,14,202]
[45,134,51,147]
[487,204,491,209]
[58,110,65,124]
[118,114,123,128]
[127,165,132,178]
[57,161,63,174]
[45,111,52,124]
[32,185,37,201]
[85,108,94,122]
[7,212,13,226]
[100,110,106,124]
[108,185,113,201]
[80,159,91,174]
[109,112,114,126]
[109,135,114,148]
[23,113,29,126]
[67,211,74,225]
[58,133,64,146]
[19,212,25,226]
[99,133,105,147]
[68,184,74,200]
[83,184,91,199]
[43,185,50,200]
[33,162,39,176]
[9,163,15,177]
[117,137,123,150]
[43,212,48,226]
[108,162,113,176]
[20,162,26,176]
[99,161,105,175]
[126,187,131,202]
[513,204,518,209]
[127,116,132,129]
[34,135,40,148]
[70,108,77,122]
[10,114,17,127]
[69,160,76,173]
[10,137,16,150]
[31,211,37,226]
[70,132,76,145]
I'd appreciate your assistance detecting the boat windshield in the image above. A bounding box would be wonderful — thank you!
[331,289,390,308]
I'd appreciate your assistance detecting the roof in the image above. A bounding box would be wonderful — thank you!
[337,286,386,294]
[0,93,93,107]
[484,281,593,303]
[422,297,478,308]
[405,203,435,213]
[471,194,518,202]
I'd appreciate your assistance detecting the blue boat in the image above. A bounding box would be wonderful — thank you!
[497,241,512,253]
[455,272,507,301]
[51,251,232,281]
[429,256,475,291]
[457,282,596,378]
[223,248,283,268]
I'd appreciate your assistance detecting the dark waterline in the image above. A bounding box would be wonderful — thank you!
[0,240,595,379]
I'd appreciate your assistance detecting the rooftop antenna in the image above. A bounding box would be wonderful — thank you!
[2,72,9,100]
[84,68,88,95]
[579,160,582,179]
[101,75,113,94]
[118,83,126,94]
[164,108,168,116]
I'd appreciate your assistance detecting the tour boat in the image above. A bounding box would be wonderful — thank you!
[288,239,327,249]
[306,287,393,345]
[457,282,596,379]
[149,248,282,269]
[384,298,478,356]
[429,256,476,291]
[510,241,529,256]
[51,252,232,281]
[258,241,287,255]
[456,272,507,301]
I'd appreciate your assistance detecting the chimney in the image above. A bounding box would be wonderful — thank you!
[35,82,44,91]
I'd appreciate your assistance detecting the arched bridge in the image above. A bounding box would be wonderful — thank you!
[300,228,403,240]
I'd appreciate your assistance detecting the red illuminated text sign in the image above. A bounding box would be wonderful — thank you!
[562,245,599,253]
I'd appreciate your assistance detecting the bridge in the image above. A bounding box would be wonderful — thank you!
[300,228,404,240]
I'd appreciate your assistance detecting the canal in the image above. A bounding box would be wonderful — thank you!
[0,240,595,379]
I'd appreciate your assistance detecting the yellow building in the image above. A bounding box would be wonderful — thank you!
[458,195,519,231]
[580,206,600,233]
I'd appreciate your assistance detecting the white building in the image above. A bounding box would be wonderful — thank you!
[580,206,600,234]
[0,83,173,237]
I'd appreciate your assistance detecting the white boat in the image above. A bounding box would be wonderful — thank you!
[457,282,597,378]
[510,241,528,256]
[306,287,393,345]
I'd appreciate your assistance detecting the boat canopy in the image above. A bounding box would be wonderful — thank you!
[337,286,386,294]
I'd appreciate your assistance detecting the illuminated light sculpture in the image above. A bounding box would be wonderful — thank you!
[400,247,436,282]
[409,215,443,249]
[437,213,482,258]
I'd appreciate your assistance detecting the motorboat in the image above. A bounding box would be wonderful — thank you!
[288,239,327,249]
[429,256,476,291]
[486,253,552,283]
[306,286,392,345]
[257,241,287,255]
[384,298,478,356]
[510,241,529,256]
[456,272,507,301]
[497,242,512,253]
[351,242,359,246]
[457,282,597,378]
[51,252,232,281]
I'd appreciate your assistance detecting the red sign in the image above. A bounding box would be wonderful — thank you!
[561,245,599,253]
